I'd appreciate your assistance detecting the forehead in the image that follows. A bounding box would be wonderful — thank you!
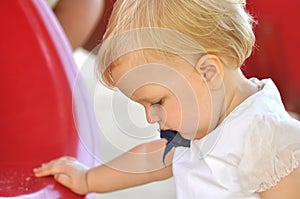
[111,50,149,77]
[110,51,196,99]
[110,49,195,82]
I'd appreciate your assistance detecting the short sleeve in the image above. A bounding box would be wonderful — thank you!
[238,113,300,195]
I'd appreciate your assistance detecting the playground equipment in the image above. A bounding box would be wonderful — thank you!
[0,0,100,198]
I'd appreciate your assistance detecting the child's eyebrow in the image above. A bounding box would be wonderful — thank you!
[131,96,150,103]
[131,95,158,104]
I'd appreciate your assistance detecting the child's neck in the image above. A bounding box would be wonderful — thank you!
[222,68,259,120]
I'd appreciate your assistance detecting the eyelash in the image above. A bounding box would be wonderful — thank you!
[151,99,163,106]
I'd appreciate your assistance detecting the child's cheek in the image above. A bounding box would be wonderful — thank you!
[165,108,182,130]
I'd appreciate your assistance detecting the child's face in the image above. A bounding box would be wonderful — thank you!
[110,51,215,140]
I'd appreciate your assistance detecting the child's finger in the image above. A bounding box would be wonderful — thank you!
[33,156,78,177]
[33,166,55,177]
[33,160,64,177]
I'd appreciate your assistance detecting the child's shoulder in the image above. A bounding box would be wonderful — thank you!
[238,110,300,195]
[224,78,300,195]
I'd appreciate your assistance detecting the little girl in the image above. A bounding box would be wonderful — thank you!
[34,0,300,198]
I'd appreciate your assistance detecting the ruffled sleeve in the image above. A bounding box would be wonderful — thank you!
[238,113,300,195]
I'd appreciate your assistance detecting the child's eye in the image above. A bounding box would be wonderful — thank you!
[151,99,162,106]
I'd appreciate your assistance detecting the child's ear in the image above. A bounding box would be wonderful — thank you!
[195,54,224,90]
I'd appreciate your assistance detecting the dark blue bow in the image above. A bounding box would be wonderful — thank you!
[160,129,191,165]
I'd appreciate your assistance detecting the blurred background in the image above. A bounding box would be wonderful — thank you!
[244,0,300,119]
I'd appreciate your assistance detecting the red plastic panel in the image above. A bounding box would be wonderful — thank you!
[0,0,99,198]
[245,0,300,114]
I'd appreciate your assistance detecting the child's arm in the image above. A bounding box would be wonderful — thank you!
[259,166,300,199]
[52,0,104,50]
[34,139,173,195]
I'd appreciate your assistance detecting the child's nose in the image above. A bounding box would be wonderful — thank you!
[145,105,164,124]
[145,107,158,124]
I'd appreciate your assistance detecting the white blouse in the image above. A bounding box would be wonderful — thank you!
[172,78,300,199]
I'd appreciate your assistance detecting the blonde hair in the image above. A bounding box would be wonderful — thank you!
[98,0,256,86]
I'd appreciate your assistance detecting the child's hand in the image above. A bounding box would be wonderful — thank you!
[33,156,89,195]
